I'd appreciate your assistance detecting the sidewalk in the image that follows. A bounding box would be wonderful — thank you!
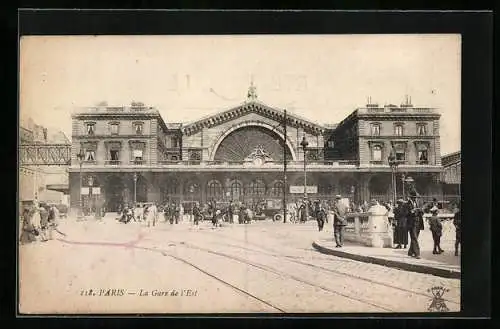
[313,227,460,279]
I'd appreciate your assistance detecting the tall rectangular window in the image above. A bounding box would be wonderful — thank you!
[417,150,428,164]
[110,123,119,135]
[370,123,380,136]
[85,150,96,161]
[395,149,406,161]
[394,124,404,136]
[86,123,95,135]
[110,150,119,161]
[372,145,382,161]
[134,123,143,135]
[417,123,427,136]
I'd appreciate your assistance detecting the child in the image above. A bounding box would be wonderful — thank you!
[429,207,443,254]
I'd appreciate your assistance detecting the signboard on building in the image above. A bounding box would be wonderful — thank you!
[290,186,318,194]
[81,187,89,195]
[92,187,101,195]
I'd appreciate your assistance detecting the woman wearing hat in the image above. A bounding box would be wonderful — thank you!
[393,199,408,249]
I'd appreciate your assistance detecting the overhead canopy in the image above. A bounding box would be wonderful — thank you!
[46,184,69,194]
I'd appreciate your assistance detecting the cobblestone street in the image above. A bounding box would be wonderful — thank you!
[19,215,460,314]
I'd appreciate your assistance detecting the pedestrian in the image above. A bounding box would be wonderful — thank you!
[20,207,37,244]
[333,195,348,247]
[393,199,409,249]
[453,203,461,256]
[406,190,425,259]
[429,206,444,254]
[39,204,49,242]
[193,202,201,226]
[316,202,327,232]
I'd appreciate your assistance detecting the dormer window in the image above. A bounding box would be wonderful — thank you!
[86,123,95,135]
[394,124,404,136]
[417,123,427,136]
[109,122,119,135]
[370,123,381,136]
[133,122,143,135]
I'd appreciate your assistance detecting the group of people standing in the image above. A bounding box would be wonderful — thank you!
[20,202,61,244]
[392,192,461,258]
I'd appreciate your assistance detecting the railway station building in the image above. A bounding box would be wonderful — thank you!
[68,86,443,212]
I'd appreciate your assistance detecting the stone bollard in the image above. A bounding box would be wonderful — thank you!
[367,204,393,248]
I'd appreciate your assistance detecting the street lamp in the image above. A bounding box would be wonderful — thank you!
[190,185,196,220]
[401,175,414,199]
[76,149,85,219]
[133,173,138,206]
[300,135,309,221]
[388,149,398,206]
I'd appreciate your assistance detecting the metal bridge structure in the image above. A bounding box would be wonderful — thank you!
[19,143,72,166]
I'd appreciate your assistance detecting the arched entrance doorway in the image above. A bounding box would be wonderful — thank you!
[368,174,391,203]
[104,175,125,212]
[135,174,148,203]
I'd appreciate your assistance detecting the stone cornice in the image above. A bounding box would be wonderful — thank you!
[359,135,438,139]
[73,134,154,139]
[182,101,325,136]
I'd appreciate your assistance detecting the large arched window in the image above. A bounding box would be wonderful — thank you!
[207,180,223,199]
[166,179,178,195]
[247,180,266,196]
[230,181,242,200]
[271,181,284,197]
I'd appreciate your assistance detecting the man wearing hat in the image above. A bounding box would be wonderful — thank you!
[406,189,424,258]
[429,206,444,254]
[333,195,348,247]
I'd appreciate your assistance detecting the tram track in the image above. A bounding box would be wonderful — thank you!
[202,229,461,304]
[174,241,395,312]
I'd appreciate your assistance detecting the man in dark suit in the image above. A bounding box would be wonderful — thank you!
[406,190,425,259]
[333,195,348,247]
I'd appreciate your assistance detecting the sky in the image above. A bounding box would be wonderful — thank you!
[20,34,461,155]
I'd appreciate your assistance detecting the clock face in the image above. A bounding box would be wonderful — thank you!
[253,158,264,166]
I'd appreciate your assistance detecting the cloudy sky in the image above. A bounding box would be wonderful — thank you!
[20,34,461,155]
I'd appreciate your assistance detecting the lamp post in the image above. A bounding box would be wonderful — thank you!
[76,149,85,219]
[133,173,138,206]
[402,175,414,200]
[388,149,398,206]
[300,135,309,221]
[190,185,196,221]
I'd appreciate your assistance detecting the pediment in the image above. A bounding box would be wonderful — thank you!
[182,101,325,136]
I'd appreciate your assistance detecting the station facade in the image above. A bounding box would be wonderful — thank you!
[68,88,443,212]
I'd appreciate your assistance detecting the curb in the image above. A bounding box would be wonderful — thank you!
[312,241,460,280]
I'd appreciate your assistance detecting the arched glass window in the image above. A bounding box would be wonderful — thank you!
[272,181,284,197]
[166,179,178,195]
[247,180,266,196]
[230,181,242,200]
[207,180,223,198]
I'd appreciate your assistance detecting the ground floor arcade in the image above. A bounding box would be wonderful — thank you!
[68,170,443,213]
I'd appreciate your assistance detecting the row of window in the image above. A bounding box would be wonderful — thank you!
[189,180,285,198]
[370,123,428,136]
[371,145,429,163]
[81,148,145,162]
[85,122,181,148]
[85,122,144,136]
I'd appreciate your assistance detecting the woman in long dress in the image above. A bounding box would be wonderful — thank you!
[393,200,409,249]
